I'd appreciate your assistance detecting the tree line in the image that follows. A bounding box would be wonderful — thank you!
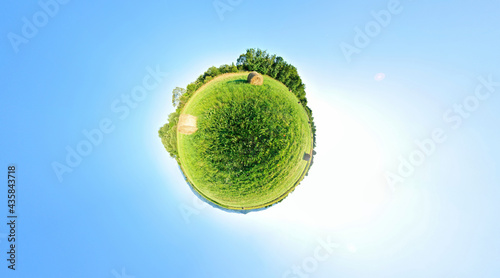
[236,49,316,149]
[159,48,317,159]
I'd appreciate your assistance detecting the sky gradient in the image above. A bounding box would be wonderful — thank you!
[1,0,500,277]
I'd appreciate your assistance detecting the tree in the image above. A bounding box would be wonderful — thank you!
[229,63,238,73]
[160,48,316,160]
[172,87,186,108]
[236,48,316,149]
[159,110,181,158]
[205,66,220,78]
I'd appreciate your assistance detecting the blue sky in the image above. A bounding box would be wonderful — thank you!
[1,0,500,277]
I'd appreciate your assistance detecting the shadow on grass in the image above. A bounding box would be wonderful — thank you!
[226,79,247,85]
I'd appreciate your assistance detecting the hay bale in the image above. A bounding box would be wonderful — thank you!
[178,114,198,135]
[247,71,263,86]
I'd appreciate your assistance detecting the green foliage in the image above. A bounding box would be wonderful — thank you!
[160,62,247,159]
[159,49,317,192]
[237,48,306,101]
[178,74,313,207]
[185,62,241,98]
[158,110,180,158]
[237,48,316,147]
[195,92,294,186]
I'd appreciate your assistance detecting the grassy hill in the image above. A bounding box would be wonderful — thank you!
[177,72,313,209]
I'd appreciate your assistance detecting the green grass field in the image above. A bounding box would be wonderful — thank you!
[177,72,313,209]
